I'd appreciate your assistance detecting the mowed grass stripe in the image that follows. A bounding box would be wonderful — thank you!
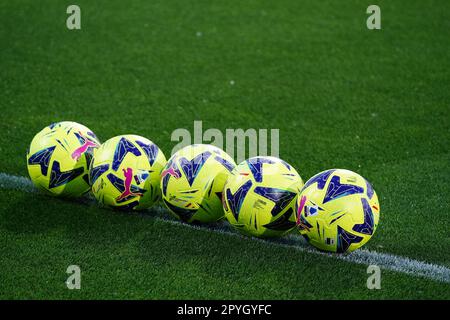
[2,172,449,284]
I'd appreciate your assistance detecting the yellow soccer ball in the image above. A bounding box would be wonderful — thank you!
[27,121,100,197]
[161,144,236,223]
[223,156,304,238]
[90,135,167,210]
[296,169,380,253]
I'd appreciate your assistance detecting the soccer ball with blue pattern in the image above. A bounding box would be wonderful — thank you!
[27,121,101,197]
[296,169,380,253]
[90,135,167,210]
[223,156,304,238]
[161,144,236,223]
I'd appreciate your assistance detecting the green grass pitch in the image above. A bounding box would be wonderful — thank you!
[0,0,449,299]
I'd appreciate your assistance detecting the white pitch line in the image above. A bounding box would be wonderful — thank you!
[1,172,449,284]
[0,172,36,192]
[155,217,450,284]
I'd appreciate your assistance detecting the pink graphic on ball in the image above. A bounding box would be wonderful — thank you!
[116,167,143,201]
[296,195,307,226]
[71,132,99,161]
[161,166,181,179]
